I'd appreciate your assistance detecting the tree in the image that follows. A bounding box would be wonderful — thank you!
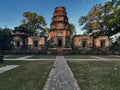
[21,11,46,35]
[79,0,120,36]
[110,35,120,52]
[41,27,50,36]
[103,0,120,36]
[69,23,76,36]
[79,4,103,34]
[0,28,13,51]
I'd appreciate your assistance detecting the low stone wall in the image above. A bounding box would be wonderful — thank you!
[71,48,92,55]
[72,48,113,55]
[2,50,47,55]
[113,51,120,55]
[1,48,119,55]
[48,48,72,55]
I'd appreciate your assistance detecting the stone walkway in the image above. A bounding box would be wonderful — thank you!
[0,65,20,73]
[4,55,120,61]
[67,59,120,61]
[4,58,120,61]
[111,55,120,57]
[43,56,80,90]
[4,55,54,61]
[89,55,106,60]
[5,58,54,61]
[16,55,33,60]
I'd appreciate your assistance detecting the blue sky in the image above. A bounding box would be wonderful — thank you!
[0,0,110,34]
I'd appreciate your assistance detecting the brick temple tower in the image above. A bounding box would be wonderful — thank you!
[48,6,71,48]
[13,27,28,50]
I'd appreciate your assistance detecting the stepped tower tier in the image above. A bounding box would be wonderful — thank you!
[48,6,71,48]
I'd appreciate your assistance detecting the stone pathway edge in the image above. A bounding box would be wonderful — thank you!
[65,60,80,90]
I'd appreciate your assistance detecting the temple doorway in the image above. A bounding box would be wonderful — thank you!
[100,40,105,48]
[58,39,62,47]
[82,39,87,48]
[33,40,38,47]
[16,41,20,47]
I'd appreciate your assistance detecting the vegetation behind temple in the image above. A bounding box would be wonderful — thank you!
[79,0,120,36]
[20,11,46,36]
[0,28,12,51]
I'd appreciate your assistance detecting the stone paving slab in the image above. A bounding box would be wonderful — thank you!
[43,56,80,90]
[0,65,20,73]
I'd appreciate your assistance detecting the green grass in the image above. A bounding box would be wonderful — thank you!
[4,55,26,59]
[28,55,56,59]
[65,55,94,59]
[68,61,120,90]
[0,60,53,90]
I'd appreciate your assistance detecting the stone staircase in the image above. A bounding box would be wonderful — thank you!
[57,48,64,55]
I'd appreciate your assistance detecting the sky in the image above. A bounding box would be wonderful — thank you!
[0,0,110,34]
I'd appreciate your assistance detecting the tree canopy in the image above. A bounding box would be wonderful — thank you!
[79,0,120,36]
[21,11,46,35]
[0,27,12,51]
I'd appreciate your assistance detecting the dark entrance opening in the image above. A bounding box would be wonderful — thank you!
[58,39,62,47]
[100,40,105,48]
[16,41,20,47]
[82,39,88,48]
[33,40,38,47]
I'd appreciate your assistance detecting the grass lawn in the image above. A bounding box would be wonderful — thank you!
[65,55,94,59]
[4,55,26,59]
[0,60,53,90]
[68,61,120,90]
[28,55,56,59]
